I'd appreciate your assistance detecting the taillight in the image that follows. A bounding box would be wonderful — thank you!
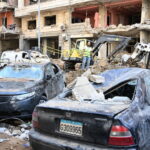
[32,110,39,128]
[108,125,135,146]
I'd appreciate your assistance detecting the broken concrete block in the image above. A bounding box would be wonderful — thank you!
[89,75,105,83]
[121,54,131,63]
[72,77,104,101]
[81,69,91,78]
[75,63,81,71]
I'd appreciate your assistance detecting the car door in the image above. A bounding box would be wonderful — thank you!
[51,63,65,95]
[114,76,150,150]
[44,63,56,99]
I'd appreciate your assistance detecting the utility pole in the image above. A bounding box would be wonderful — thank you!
[37,0,41,51]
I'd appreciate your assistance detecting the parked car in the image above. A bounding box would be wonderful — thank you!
[1,50,50,64]
[0,62,65,118]
[29,68,150,150]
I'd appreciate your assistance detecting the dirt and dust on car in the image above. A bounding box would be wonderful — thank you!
[30,67,149,150]
[0,50,65,149]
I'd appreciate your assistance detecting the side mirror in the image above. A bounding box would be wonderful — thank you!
[46,75,52,80]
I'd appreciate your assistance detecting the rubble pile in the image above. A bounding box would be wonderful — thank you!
[51,58,65,70]
[0,120,31,150]
[65,59,127,85]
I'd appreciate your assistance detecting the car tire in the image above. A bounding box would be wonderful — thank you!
[39,95,47,104]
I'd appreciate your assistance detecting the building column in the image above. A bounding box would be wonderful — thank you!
[99,5,107,27]
[19,35,24,50]
[18,0,24,9]
[140,0,150,43]
[42,38,47,55]
[23,40,30,51]
[110,10,119,25]
[0,40,2,52]
[19,35,30,51]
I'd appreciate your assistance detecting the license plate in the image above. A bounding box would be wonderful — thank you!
[59,119,83,136]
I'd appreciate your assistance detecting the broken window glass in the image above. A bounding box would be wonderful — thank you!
[105,80,138,100]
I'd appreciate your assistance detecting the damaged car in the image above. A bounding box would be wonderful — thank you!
[0,62,65,118]
[30,68,150,150]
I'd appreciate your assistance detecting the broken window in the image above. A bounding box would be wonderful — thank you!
[28,20,36,30]
[52,64,59,74]
[106,1,142,26]
[105,80,137,100]
[2,17,7,27]
[72,6,99,28]
[45,16,56,26]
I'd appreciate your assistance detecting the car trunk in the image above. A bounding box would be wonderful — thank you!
[35,99,129,146]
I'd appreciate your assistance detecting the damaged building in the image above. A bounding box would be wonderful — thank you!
[0,0,20,52]
[12,0,150,59]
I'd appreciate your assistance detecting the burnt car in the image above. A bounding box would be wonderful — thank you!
[29,68,150,150]
[0,62,65,118]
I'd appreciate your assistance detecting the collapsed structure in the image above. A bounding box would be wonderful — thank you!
[0,0,149,60]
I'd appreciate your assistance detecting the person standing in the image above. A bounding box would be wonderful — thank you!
[81,41,92,70]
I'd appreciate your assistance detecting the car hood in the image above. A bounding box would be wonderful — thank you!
[39,98,130,118]
[0,78,38,95]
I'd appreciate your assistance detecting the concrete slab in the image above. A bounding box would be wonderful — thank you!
[72,77,104,101]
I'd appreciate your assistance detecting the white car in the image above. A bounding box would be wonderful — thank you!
[1,50,50,64]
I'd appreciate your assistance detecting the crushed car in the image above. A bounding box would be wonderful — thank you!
[30,68,150,150]
[0,61,65,118]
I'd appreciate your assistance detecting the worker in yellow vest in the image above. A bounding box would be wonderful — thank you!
[81,41,92,70]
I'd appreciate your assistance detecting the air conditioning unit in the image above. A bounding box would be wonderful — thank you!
[62,33,68,41]
[60,24,66,31]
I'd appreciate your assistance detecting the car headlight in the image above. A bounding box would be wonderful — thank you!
[12,92,35,101]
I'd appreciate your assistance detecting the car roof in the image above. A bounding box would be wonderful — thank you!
[94,67,149,91]
[2,61,50,68]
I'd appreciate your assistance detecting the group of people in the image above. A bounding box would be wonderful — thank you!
[81,41,93,70]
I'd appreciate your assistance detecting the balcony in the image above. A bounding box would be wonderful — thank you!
[0,24,20,35]
[0,0,16,10]
[15,0,95,17]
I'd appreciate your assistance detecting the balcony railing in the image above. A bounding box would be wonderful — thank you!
[0,24,20,34]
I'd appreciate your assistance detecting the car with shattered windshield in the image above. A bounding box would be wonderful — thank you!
[0,62,65,118]
[30,68,150,150]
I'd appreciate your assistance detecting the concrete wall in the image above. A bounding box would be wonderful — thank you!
[99,5,107,27]
[0,11,14,27]
[140,0,150,43]
[21,9,68,39]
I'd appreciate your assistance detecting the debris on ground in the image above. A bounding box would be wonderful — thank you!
[65,58,127,85]
[0,122,31,140]
[51,58,65,70]
[0,134,31,150]
[0,119,31,150]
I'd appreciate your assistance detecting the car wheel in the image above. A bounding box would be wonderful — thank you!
[39,96,47,104]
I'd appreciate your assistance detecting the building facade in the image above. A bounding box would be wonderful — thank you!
[0,0,20,52]
[0,0,148,58]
